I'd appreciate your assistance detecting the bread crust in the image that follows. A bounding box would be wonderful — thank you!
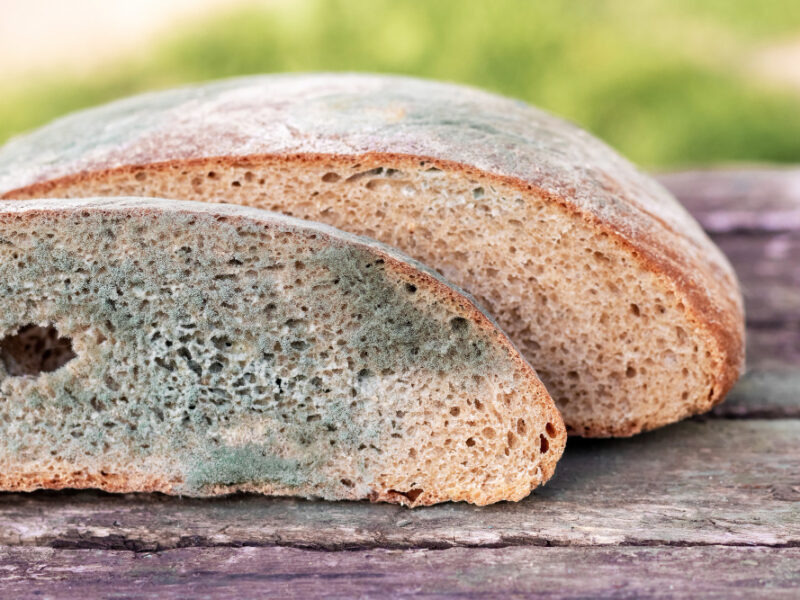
[0,74,745,436]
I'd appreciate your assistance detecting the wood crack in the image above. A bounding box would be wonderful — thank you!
[706,407,800,419]
[39,535,800,553]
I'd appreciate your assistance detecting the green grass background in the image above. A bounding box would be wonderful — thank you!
[2,0,800,167]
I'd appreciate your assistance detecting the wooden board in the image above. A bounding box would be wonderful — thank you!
[1,168,799,597]
[659,168,800,233]
[2,546,799,599]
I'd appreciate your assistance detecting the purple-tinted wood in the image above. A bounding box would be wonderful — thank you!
[713,233,800,327]
[659,168,800,233]
[2,545,799,599]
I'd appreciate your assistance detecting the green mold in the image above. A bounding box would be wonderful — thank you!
[186,444,307,489]
[310,245,489,375]
[0,205,500,495]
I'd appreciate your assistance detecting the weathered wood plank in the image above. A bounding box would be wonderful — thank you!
[1,420,797,550]
[712,233,800,326]
[715,370,800,418]
[714,327,800,418]
[1,545,798,599]
[744,328,800,372]
[659,168,800,233]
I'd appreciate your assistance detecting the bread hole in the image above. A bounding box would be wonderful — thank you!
[390,488,424,503]
[472,187,484,199]
[507,431,518,449]
[0,324,76,376]
[321,172,340,183]
[626,366,637,378]
[346,167,383,183]
[404,488,423,502]
[134,171,147,181]
[450,406,460,416]
[212,335,233,350]
[630,303,641,316]
[517,418,526,435]
[474,398,484,411]
[545,422,557,437]
[405,283,417,293]
[290,340,308,352]
[540,434,549,453]
[450,317,468,332]
[207,171,217,179]
[465,437,476,447]
[340,478,354,488]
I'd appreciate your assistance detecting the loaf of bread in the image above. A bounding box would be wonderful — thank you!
[0,74,745,436]
[0,197,564,506]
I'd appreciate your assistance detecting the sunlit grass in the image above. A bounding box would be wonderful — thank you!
[2,0,799,167]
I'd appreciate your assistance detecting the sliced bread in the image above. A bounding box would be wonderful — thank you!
[0,74,745,436]
[0,197,564,506]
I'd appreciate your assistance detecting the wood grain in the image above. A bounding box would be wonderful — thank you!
[716,370,800,418]
[1,420,797,551]
[659,168,800,233]
[712,233,800,326]
[2,545,799,599]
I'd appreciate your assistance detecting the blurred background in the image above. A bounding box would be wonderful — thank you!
[1,0,799,168]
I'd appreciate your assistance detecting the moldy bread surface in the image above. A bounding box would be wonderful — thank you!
[0,197,564,506]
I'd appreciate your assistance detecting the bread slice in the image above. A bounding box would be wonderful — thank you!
[0,74,745,437]
[0,197,564,506]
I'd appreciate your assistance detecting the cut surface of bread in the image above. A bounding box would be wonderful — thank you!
[0,74,745,436]
[0,197,564,506]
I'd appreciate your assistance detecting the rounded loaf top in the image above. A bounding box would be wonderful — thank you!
[0,74,712,243]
